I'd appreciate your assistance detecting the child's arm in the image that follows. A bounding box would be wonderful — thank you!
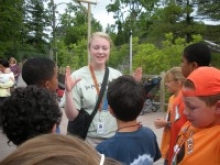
[64,66,81,121]
[154,118,171,129]
[0,79,14,88]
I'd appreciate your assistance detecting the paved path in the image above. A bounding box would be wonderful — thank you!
[0,108,166,164]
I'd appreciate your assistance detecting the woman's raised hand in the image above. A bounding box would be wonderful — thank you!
[65,66,81,92]
[133,67,142,82]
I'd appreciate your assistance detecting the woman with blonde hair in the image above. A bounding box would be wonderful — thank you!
[0,134,121,165]
[62,32,142,145]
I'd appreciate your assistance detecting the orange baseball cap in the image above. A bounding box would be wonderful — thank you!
[182,67,220,97]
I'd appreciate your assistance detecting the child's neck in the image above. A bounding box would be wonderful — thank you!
[117,120,141,132]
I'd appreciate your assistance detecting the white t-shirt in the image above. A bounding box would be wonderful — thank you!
[61,66,122,139]
[0,72,14,84]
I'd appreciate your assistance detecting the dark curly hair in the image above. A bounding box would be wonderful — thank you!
[0,86,62,145]
[22,57,56,86]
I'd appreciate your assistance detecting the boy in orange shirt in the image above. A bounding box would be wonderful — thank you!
[172,67,220,165]
[166,43,211,165]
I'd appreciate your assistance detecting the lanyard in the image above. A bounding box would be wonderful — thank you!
[89,65,103,111]
[172,124,192,165]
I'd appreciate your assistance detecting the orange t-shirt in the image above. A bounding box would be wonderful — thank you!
[160,95,175,158]
[166,91,187,165]
[172,121,220,165]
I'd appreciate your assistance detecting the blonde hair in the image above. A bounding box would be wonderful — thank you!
[9,57,17,64]
[88,32,113,48]
[165,67,185,84]
[0,134,121,165]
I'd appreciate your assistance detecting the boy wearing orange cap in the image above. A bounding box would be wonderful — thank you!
[165,43,212,165]
[172,67,220,165]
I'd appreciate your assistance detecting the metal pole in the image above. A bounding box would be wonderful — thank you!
[88,2,91,64]
[129,30,132,74]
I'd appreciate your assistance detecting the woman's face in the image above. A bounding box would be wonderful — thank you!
[88,36,110,66]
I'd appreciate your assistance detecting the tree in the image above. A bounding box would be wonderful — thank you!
[24,0,50,55]
[106,0,159,45]
[148,0,206,43]
[0,0,23,58]
[197,0,220,21]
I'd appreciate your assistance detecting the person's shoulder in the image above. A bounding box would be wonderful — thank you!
[72,66,89,76]
[108,67,122,75]
[96,134,121,151]
[141,126,157,137]
[96,138,111,150]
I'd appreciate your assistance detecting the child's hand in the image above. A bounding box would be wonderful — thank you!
[154,118,167,129]
[65,66,81,92]
[133,67,142,82]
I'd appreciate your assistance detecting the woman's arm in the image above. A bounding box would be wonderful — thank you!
[133,67,142,82]
[64,66,81,121]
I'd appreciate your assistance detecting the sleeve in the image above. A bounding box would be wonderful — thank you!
[15,65,21,77]
[0,79,14,88]
[153,133,162,161]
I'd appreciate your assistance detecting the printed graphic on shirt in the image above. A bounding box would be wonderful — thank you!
[131,154,153,165]
[172,128,194,164]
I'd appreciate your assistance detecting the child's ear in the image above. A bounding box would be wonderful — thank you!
[215,100,220,115]
[44,80,50,89]
[191,62,198,70]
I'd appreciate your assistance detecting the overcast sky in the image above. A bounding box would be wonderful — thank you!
[54,0,115,30]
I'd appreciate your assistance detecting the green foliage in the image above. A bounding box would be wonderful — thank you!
[133,33,203,74]
[57,38,87,69]
[197,0,220,21]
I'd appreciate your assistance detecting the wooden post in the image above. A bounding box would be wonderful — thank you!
[76,0,97,64]
[159,71,165,111]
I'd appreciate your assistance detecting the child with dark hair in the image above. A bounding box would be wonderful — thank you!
[172,67,220,165]
[22,57,58,92]
[0,86,62,146]
[96,75,161,165]
[181,42,211,78]
[22,57,61,133]
[165,43,212,165]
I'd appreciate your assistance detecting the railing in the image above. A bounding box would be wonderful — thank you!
[204,40,220,53]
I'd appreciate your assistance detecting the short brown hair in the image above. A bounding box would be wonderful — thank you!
[0,134,121,165]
